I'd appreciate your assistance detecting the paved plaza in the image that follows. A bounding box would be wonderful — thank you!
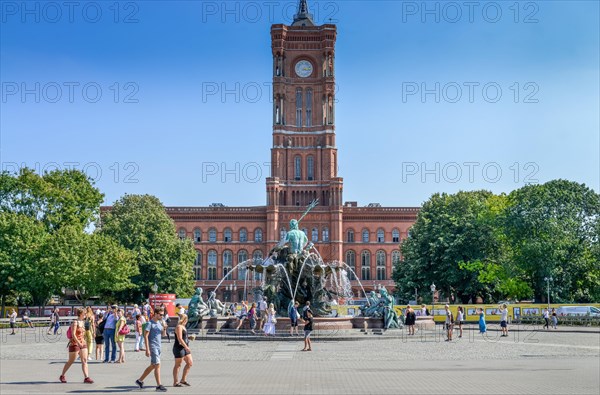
[0,326,599,394]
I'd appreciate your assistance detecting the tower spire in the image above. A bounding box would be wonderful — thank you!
[292,0,315,26]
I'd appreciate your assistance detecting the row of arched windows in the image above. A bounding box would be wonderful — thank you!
[346,229,401,243]
[179,228,263,244]
[279,227,330,242]
[193,250,264,281]
[344,250,401,281]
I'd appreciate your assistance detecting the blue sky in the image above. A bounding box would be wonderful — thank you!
[1,0,598,207]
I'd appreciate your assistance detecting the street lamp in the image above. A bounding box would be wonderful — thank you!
[544,277,553,310]
[430,283,436,318]
[152,283,158,312]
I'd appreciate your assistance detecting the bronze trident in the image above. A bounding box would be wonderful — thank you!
[298,199,319,224]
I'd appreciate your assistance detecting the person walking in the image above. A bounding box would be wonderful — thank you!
[94,313,104,361]
[84,307,95,360]
[258,298,268,331]
[48,307,60,335]
[59,308,94,384]
[160,303,171,343]
[263,303,276,336]
[499,304,509,337]
[405,305,416,336]
[115,309,128,363]
[176,303,186,316]
[8,308,17,335]
[478,308,487,334]
[444,305,454,341]
[172,314,193,387]
[542,309,550,330]
[248,303,257,334]
[289,301,300,336]
[103,305,118,363]
[551,308,558,329]
[135,306,167,392]
[133,304,141,319]
[235,301,248,331]
[302,309,314,351]
[135,314,144,351]
[456,306,464,338]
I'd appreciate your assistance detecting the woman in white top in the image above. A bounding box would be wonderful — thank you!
[263,303,276,336]
[9,308,17,335]
[456,306,464,338]
[499,304,509,337]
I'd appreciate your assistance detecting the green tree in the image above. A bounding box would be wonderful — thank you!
[0,168,103,232]
[0,212,49,311]
[394,191,500,304]
[42,227,138,305]
[99,194,196,302]
[504,180,600,302]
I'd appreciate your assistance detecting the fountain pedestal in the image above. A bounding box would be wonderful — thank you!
[415,316,435,330]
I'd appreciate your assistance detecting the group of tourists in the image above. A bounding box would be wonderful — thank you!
[402,303,512,341]
[228,299,314,348]
[59,304,193,391]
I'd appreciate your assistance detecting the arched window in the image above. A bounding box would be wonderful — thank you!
[392,229,400,243]
[239,228,248,243]
[376,250,386,280]
[280,228,287,241]
[346,250,356,280]
[208,250,217,280]
[322,227,329,242]
[238,250,248,280]
[307,156,314,181]
[361,251,371,280]
[224,228,232,242]
[377,229,385,243]
[193,228,202,243]
[223,250,233,278]
[193,251,202,280]
[296,88,303,127]
[392,250,401,264]
[362,229,370,243]
[295,156,302,180]
[254,229,263,243]
[253,250,263,281]
[306,89,312,127]
[302,228,308,237]
[178,228,186,240]
[347,229,355,243]
[208,228,217,243]
[311,228,319,242]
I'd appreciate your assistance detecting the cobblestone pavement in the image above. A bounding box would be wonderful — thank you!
[0,327,598,394]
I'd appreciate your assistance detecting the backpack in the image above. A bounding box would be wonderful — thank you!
[97,318,106,333]
[66,326,73,340]
[84,318,91,331]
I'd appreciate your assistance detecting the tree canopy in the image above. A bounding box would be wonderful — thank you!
[394,180,600,304]
[99,194,196,302]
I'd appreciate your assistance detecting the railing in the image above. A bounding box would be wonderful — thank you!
[517,315,600,326]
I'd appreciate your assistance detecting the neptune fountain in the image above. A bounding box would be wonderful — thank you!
[187,200,401,330]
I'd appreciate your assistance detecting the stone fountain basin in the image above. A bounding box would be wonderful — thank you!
[194,316,387,332]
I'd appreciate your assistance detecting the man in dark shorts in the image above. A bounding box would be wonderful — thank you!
[289,301,300,336]
[302,310,314,351]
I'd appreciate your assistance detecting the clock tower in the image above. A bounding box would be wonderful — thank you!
[266,0,343,262]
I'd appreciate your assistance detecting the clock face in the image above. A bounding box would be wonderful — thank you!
[295,60,313,78]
